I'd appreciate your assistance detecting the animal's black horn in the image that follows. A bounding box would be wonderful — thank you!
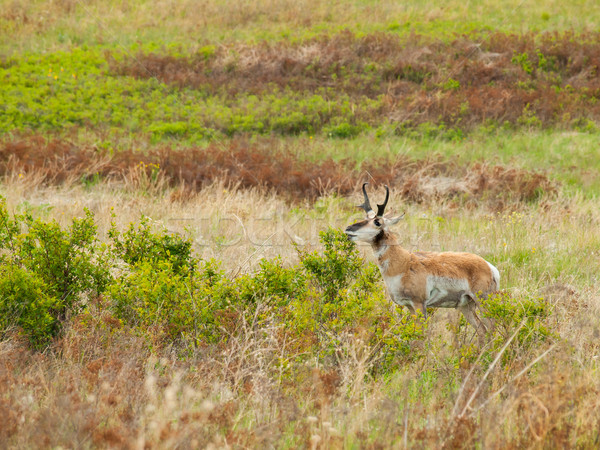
[357,182,374,214]
[376,185,389,217]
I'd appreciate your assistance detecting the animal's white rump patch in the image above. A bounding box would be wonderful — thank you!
[485,260,500,290]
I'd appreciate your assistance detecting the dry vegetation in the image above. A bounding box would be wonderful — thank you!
[2,0,599,53]
[2,0,600,448]
[1,136,555,209]
[0,176,599,448]
[112,30,600,132]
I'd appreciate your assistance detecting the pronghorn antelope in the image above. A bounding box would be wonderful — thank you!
[344,183,499,334]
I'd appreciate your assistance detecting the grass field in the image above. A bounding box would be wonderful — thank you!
[1,1,600,448]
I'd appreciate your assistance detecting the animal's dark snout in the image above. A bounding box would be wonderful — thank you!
[345,220,367,234]
[345,221,366,240]
[345,224,359,235]
[344,226,356,240]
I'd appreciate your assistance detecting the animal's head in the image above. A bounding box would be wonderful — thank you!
[344,183,403,243]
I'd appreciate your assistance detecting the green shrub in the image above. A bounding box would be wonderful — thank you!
[236,257,307,307]
[512,52,533,75]
[0,265,60,349]
[441,78,461,91]
[147,121,211,141]
[298,228,363,302]
[0,198,112,347]
[108,255,308,347]
[16,209,112,316]
[480,291,554,365]
[0,200,112,316]
[109,214,195,273]
[109,258,236,346]
[324,121,364,138]
[105,227,427,374]
[0,201,427,366]
[109,260,201,345]
[483,291,552,340]
[448,291,554,367]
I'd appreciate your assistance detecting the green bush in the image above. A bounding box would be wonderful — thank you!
[108,254,308,347]
[324,121,365,138]
[234,257,307,307]
[106,227,425,373]
[17,209,112,315]
[0,202,425,368]
[449,291,554,368]
[0,198,113,347]
[512,52,533,75]
[109,214,195,273]
[109,260,201,345]
[483,291,553,347]
[298,228,363,302]
[0,265,60,349]
[0,201,112,317]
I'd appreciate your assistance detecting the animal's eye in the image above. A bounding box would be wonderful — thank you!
[374,219,381,227]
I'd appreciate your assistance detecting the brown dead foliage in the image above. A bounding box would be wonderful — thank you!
[0,136,556,209]
[0,283,598,447]
[110,30,600,131]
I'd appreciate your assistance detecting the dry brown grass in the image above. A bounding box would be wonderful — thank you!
[0,170,598,447]
[0,136,556,210]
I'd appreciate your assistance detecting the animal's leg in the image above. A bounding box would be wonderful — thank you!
[405,302,427,320]
[473,293,494,332]
[458,296,488,336]
[418,302,428,320]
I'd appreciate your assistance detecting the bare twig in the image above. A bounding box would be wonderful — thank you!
[457,319,526,418]
[475,344,557,413]
[451,340,492,416]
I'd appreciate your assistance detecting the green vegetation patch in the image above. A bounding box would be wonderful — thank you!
[2,31,600,142]
[0,198,112,348]
[0,201,429,373]
[0,45,381,141]
[0,201,556,379]
[108,30,600,136]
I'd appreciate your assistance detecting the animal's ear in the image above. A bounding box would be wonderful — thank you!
[384,212,405,227]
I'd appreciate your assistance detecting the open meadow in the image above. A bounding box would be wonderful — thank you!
[1,1,600,448]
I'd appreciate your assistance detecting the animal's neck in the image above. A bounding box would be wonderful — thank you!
[371,231,411,275]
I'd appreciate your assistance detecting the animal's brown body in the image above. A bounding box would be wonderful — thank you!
[345,184,499,333]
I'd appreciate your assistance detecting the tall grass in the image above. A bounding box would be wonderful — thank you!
[0,176,599,447]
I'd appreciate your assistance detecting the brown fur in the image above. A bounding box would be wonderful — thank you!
[367,229,497,334]
[375,232,495,291]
